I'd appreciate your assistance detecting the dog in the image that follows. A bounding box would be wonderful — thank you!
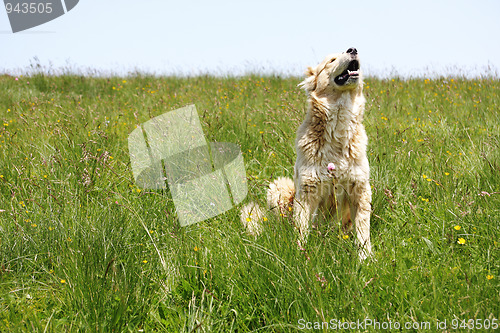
[241,48,372,260]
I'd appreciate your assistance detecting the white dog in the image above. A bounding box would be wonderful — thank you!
[241,48,372,259]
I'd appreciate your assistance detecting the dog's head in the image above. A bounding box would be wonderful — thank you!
[299,47,362,94]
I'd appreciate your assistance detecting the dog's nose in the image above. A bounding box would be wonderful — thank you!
[346,47,357,55]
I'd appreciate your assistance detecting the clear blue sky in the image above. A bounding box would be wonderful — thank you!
[1,0,499,77]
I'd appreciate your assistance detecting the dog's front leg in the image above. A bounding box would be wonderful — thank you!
[351,180,372,260]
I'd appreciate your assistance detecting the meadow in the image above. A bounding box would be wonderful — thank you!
[0,72,499,332]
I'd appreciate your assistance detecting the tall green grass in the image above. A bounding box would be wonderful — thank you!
[0,73,499,331]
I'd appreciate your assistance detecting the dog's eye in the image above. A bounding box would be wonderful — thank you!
[329,58,336,63]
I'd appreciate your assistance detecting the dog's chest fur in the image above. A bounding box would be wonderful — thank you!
[295,90,367,180]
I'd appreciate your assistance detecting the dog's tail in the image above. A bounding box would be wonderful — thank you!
[240,177,295,236]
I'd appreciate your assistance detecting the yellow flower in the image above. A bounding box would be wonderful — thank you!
[142,260,148,264]
[454,225,461,230]
[263,217,268,222]
[60,279,66,284]
[31,223,37,228]
[445,172,450,176]
[0,175,3,178]
[342,234,349,240]
[246,217,251,222]
[486,274,494,280]
[194,246,199,252]
[422,174,427,179]
[457,238,466,245]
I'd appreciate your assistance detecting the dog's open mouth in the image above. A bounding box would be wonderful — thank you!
[334,60,360,85]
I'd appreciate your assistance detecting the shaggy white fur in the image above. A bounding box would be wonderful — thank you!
[241,48,372,260]
[267,177,295,217]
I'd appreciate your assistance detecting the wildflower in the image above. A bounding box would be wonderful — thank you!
[31,223,37,228]
[454,225,461,230]
[315,273,327,288]
[422,174,427,179]
[263,217,268,222]
[457,238,466,245]
[142,260,148,264]
[194,246,199,252]
[342,234,349,240]
[445,172,450,176]
[327,163,336,171]
[67,237,72,242]
[15,77,18,81]
[486,274,494,280]
[60,279,66,284]
[0,175,3,178]
[246,217,251,222]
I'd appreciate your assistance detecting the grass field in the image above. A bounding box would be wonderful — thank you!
[0,72,499,332]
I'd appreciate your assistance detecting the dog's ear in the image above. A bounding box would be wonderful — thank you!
[298,66,317,93]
